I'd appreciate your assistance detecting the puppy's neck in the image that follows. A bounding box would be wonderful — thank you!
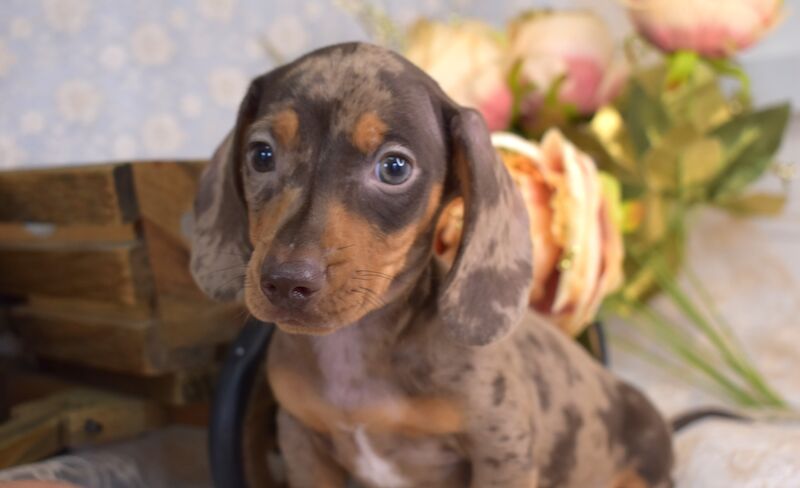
[306,264,436,408]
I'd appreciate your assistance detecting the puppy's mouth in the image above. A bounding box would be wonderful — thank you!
[244,276,363,335]
[265,307,333,334]
[245,290,331,333]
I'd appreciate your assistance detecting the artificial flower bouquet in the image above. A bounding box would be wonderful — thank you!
[340,0,793,409]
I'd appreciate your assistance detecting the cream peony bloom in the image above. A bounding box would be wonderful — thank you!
[405,20,512,131]
[508,11,627,116]
[626,0,783,57]
[436,131,624,336]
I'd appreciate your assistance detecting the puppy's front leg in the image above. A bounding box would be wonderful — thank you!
[277,409,347,488]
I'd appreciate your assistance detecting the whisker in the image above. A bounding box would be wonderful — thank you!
[351,276,378,281]
[351,286,385,309]
[357,286,387,307]
[351,289,378,309]
[219,273,246,288]
[354,269,394,280]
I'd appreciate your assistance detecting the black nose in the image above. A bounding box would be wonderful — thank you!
[260,260,324,308]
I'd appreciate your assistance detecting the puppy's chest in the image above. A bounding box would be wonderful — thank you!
[268,335,467,486]
[268,353,463,434]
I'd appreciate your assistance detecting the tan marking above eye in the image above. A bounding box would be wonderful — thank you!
[272,108,299,148]
[352,111,388,154]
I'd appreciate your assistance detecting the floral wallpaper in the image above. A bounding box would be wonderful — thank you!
[0,0,346,168]
[0,0,500,168]
[0,0,796,169]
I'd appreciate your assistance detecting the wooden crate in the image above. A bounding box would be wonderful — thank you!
[0,162,245,377]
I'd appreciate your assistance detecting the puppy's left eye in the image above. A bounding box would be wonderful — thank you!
[375,155,412,185]
[249,142,275,172]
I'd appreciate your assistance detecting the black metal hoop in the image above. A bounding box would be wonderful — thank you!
[208,317,274,488]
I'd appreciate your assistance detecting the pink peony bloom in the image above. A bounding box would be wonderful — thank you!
[508,11,628,116]
[627,0,783,58]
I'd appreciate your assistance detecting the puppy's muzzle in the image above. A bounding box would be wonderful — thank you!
[260,259,324,309]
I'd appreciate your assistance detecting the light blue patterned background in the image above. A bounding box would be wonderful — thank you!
[0,0,797,169]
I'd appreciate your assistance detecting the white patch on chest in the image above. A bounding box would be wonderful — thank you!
[353,426,409,488]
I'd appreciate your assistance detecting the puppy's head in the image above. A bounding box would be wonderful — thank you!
[191,43,532,344]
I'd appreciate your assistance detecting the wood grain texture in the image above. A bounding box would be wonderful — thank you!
[159,298,245,348]
[0,161,236,380]
[132,162,205,303]
[11,305,158,374]
[35,361,218,406]
[132,161,204,246]
[0,388,164,469]
[0,164,138,225]
[0,223,137,245]
[10,303,216,376]
[0,243,153,305]
[24,295,153,322]
[132,162,244,348]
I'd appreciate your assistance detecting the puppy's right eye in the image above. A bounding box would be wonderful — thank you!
[249,142,275,172]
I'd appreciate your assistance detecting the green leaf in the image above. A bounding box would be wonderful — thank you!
[707,57,753,110]
[619,80,671,160]
[588,107,640,179]
[716,193,788,217]
[664,68,732,132]
[710,104,791,200]
[621,196,687,301]
[507,59,535,131]
[680,137,725,188]
[642,125,709,192]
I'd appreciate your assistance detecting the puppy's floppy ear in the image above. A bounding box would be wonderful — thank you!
[190,77,265,301]
[438,108,533,346]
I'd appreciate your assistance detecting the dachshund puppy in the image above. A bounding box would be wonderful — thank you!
[191,42,673,488]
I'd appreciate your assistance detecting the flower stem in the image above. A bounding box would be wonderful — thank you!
[651,260,787,407]
[631,302,763,406]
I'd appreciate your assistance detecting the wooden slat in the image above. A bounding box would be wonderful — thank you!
[132,162,243,348]
[0,222,138,245]
[0,388,164,469]
[132,161,205,246]
[138,218,205,302]
[0,399,62,469]
[24,295,153,322]
[36,361,218,406]
[3,368,72,407]
[160,298,245,348]
[10,304,215,376]
[0,243,152,305]
[133,162,206,303]
[10,305,159,374]
[60,390,165,446]
[0,164,137,225]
